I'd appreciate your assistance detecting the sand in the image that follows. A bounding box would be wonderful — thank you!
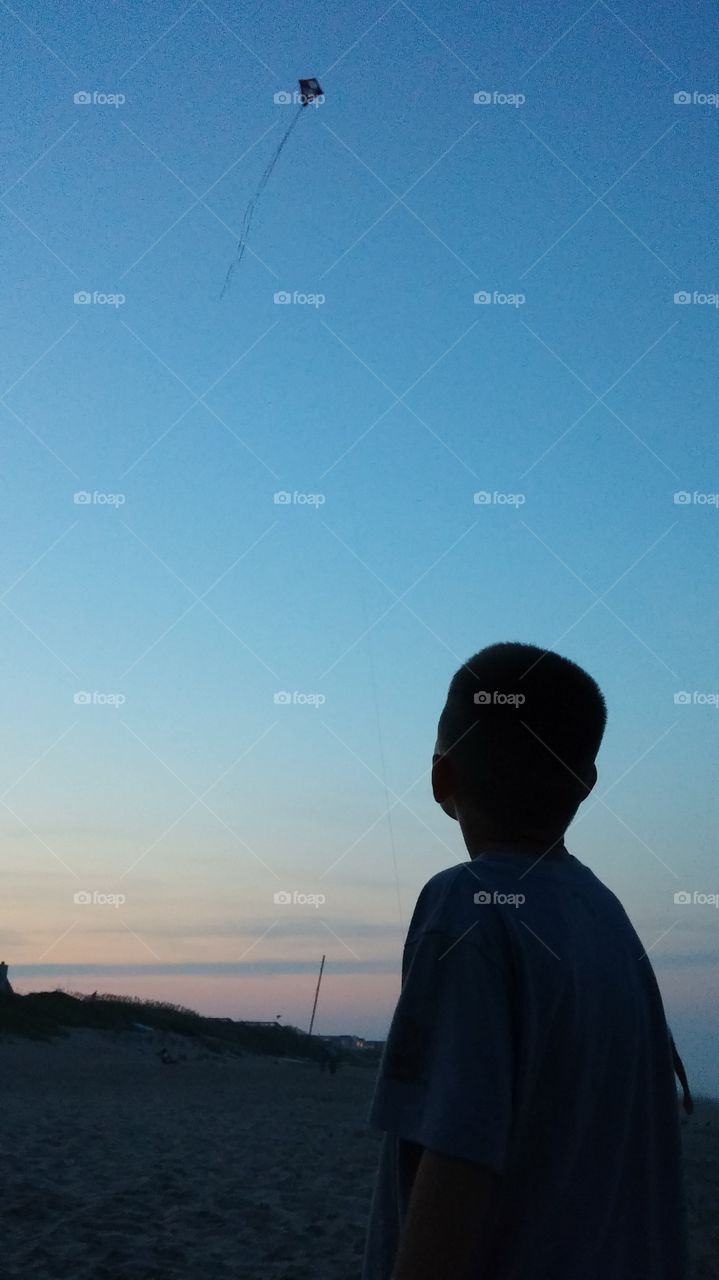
[1,1031,716,1279]
[683,1102,719,1280]
[1,1030,379,1279]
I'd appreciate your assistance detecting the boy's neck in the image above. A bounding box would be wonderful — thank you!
[461,826,569,862]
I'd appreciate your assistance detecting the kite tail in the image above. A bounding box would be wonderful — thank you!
[221,104,305,298]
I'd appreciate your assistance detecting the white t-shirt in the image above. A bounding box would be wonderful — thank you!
[363,850,685,1279]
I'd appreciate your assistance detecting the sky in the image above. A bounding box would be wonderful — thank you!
[1,1,717,1091]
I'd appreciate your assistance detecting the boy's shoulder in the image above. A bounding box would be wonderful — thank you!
[413,861,477,914]
[407,853,631,949]
[406,861,502,947]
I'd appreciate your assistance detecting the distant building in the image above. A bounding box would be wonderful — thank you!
[0,962,13,996]
[322,1034,365,1050]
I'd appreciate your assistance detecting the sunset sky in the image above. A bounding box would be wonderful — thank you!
[2,0,717,1092]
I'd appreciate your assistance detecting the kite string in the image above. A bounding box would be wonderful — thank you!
[349,495,403,930]
[364,603,404,930]
[221,104,305,298]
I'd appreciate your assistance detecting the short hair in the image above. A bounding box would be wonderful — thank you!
[437,642,607,833]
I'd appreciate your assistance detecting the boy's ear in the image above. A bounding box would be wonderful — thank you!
[432,753,459,820]
[431,752,445,802]
[576,762,597,804]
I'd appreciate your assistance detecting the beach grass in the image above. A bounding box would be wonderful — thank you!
[0,989,380,1065]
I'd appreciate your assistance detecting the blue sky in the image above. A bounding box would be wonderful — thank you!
[1,1,718,1091]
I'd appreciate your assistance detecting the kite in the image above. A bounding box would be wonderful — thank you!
[221,77,324,297]
[298,78,322,104]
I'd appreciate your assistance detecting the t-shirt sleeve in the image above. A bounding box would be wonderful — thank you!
[369,925,515,1174]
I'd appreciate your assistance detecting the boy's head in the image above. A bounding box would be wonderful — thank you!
[433,643,606,843]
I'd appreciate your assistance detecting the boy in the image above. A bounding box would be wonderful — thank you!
[363,643,685,1280]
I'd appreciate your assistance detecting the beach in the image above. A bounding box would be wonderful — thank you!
[2,1031,378,1279]
[2,1031,716,1279]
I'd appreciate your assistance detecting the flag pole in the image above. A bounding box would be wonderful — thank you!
[308,954,325,1037]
